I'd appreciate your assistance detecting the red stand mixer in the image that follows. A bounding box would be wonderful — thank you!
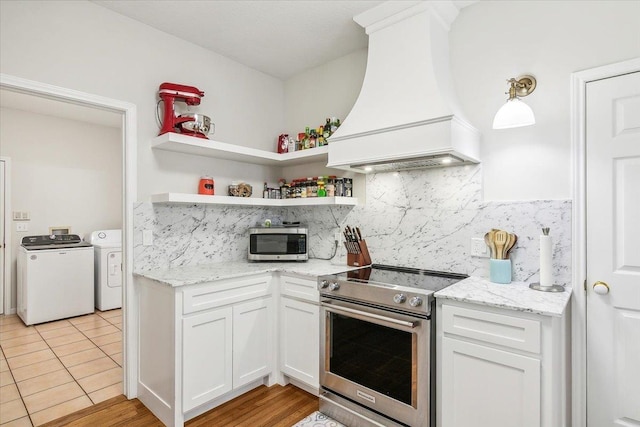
[158,82,212,139]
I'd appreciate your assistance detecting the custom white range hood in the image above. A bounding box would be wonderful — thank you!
[327,1,480,173]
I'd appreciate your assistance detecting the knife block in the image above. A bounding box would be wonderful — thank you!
[347,239,372,267]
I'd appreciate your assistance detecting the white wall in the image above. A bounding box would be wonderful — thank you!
[0,0,285,200]
[450,0,640,201]
[284,1,640,201]
[284,49,368,136]
[0,107,122,307]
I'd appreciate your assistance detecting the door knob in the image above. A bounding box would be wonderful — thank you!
[593,281,610,295]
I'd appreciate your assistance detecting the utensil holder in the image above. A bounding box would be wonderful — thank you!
[490,259,512,284]
[347,239,372,267]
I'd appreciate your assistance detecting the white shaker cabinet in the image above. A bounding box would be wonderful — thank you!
[183,307,233,412]
[279,274,321,393]
[233,297,273,388]
[437,301,569,427]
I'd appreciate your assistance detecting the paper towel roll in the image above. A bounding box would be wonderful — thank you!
[540,234,553,287]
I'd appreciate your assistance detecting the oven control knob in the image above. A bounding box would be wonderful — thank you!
[329,282,340,291]
[393,293,406,304]
[409,296,423,307]
[319,280,329,289]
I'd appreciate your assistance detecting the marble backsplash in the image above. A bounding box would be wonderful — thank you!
[135,165,572,285]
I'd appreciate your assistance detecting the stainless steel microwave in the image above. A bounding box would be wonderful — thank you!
[248,226,308,261]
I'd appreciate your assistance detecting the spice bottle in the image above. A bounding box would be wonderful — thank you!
[335,178,344,197]
[309,130,317,148]
[324,118,332,138]
[326,176,335,197]
[317,179,326,197]
[344,178,353,197]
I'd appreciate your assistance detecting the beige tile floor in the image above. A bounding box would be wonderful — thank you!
[0,309,123,426]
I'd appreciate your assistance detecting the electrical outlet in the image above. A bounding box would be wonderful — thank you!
[16,222,28,232]
[143,229,153,246]
[471,237,489,258]
[334,232,342,243]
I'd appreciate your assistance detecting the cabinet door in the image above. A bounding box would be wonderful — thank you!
[183,307,233,412]
[440,337,540,427]
[233,298,273,388]
[280,297,319,388]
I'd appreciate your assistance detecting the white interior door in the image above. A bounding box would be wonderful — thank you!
[586,71,640,426]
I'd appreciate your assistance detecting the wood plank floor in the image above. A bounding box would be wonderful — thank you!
[40,384,318,427]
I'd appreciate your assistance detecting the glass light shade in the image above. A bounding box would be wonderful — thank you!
[492,98,536,129]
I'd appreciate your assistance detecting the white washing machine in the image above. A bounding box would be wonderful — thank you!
[88,229,122,311]
[18,234,94,325]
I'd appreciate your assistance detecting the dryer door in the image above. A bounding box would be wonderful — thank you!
[107,250,122,287]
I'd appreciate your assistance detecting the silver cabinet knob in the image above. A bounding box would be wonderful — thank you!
[393,293,406,304]
[593,281,610,295]
[319,280,329,289]
[409,296,423,307]
[329,282,340,291]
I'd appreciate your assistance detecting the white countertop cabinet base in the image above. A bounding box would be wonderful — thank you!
[137,274,276,427]
[136,271,322,427]
[437,300,569,427]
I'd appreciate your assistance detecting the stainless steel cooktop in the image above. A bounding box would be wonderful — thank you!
[319,264,467,315]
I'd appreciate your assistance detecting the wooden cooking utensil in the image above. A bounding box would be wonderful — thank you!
[494,230,508,260]
[504,233,518,259]
[484,232,494,258]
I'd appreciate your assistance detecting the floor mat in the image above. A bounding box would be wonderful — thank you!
[292,411,347,427]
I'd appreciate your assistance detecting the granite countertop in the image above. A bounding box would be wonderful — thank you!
[134,259,360,287]
[434,276,572,317]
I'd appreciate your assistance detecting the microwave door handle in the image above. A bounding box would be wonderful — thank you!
[323,303,418,330]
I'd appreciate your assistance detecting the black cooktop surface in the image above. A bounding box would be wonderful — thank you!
[335,264,467,293]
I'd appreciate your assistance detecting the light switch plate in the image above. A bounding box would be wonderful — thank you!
[471,237,489,258]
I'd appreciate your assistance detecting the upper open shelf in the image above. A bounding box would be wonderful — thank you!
[151,132,329,167]
[151,193,358,207]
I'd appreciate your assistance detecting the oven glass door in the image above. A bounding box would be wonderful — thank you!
[321,299,428,416]
[329,311,414,404]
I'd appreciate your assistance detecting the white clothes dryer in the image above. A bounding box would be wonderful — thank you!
[88,230,122,311]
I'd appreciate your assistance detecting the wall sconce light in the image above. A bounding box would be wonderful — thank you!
[492,75,537,129]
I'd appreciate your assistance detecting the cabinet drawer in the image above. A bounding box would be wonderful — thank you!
[183,274,271,314]
[441,304,541,354]
[280,275,318,303]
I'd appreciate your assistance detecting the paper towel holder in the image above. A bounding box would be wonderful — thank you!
[529,226,565,292]
[529,282,565,292]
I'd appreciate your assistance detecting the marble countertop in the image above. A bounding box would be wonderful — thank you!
[434,276,572,317]
[134,259,360,287]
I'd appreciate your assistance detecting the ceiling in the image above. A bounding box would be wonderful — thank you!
[91,0,385,80]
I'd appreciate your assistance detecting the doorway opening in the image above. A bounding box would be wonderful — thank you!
[0,74,138,412]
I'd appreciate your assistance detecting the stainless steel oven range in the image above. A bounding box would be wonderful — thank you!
[318,264,466,427]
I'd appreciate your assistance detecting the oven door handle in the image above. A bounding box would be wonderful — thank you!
[323,302,419,329]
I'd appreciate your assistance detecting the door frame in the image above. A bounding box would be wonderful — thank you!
[570,57,640,427]
[0,157,11,315]
[0,73,138,399]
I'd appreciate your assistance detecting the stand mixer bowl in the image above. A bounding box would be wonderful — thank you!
[177,113,213,136]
